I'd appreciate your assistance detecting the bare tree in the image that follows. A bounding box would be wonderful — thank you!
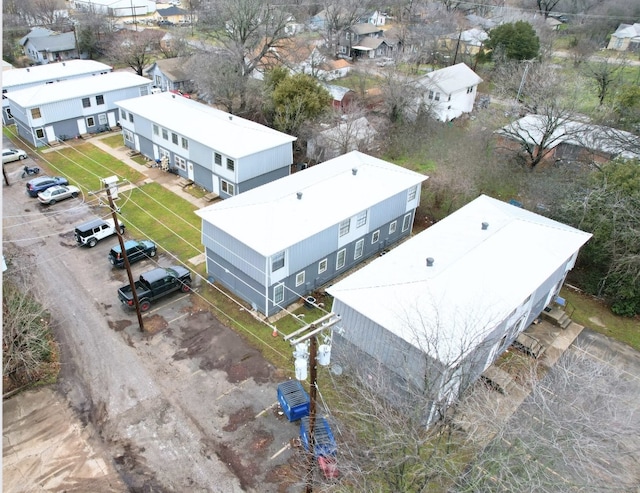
[195,0,292,114]
[534,0,562,17]
[582,57,627,106]
[106,30,164,76]
[318,0,369,56]
[379,69,420,123]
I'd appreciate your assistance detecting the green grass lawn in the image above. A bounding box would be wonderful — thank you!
[100,134,126,149]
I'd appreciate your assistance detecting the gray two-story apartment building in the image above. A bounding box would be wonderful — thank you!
[2,60,112,125]
[7,71,152,147]
[196,151,428,316]
[115,92,297,198]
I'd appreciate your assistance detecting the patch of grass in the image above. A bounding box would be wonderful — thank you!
[100,134,126,149]
[561,287,640,351]
[41,142,146,189]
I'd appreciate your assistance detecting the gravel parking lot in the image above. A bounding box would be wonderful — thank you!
[2,143,307,492]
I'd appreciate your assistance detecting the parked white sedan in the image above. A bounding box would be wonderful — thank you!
[37,185,81,205]
[2,148,28,164]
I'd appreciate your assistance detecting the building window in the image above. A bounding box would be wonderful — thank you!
[402,213,412,232]
[120,109,126,120]
[98,113,107,125]
[274,284,284,304]
[372,230,380,244]
[428,90,434,100]
[272,251,285,271]
[336,249,346,270]
[181,137,188,150]
[354,239,364,259]
[339,219,350,237]
[389,221,397,234]
[158,147,170,161]
[215,152,222,165]
[96,95,105,105]
[35,128,45,139]
[86,116,95,127]
[318,258,327,274]
[467,86,473,94]
[227,158,235,171]
[123,129,134,142]
[175,155,187,170]
[221,180,235,195]
[155,75,161,86]
[2,89,7,99]
[5,108,13,119]
[82,97,91,108]
[128,113,134,123]
[153,124,159,135]
[140,86,148,96]
[31,107,42,119]
[356,210,367,228]
[172,132,178,145]
[162,128,168,140]
[435,92,441,101]
[408,185,417,202]
[295,271,305,287]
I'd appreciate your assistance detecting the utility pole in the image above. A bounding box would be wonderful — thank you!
[103,181,145,331]
[285,312,340,493]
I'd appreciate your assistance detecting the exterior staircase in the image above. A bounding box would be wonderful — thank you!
[542,305,572,329]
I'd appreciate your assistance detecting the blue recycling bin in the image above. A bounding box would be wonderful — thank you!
[277,380,310,422]
[300,416,337,458]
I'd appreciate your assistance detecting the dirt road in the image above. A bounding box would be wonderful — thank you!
[2,149,304,492]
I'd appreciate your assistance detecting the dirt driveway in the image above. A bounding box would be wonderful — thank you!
[2,149,306,492]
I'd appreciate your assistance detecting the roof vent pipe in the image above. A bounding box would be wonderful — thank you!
[426,257,434,267]
[229,115,232,120]
[297,192,303,200]
[352,168,357,176]
[481,222,489,230]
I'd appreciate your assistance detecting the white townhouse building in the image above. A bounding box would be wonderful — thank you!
[196,151,428,317]
[7,72,152,147]
[2,60,113,125]
[115,92,297,198]
[327,195,591,425]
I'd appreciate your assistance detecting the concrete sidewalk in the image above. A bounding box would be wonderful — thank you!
[86,133,215,210]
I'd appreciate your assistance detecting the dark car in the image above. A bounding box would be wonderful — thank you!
[108,239,157,268]
[26,175,69,197]
[157,20,174,26]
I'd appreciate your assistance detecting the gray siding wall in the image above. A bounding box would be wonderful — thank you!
[237,166,290,194]
[236,144,293,182]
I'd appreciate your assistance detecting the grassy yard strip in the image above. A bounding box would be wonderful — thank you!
[100,134,127,149]
[41,143,146,187]
[117,183,202,262]
[561,287,640,351]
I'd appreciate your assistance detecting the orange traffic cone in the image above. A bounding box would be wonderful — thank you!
[272,327,279,337]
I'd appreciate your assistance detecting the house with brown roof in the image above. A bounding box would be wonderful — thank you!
[145,56,193,94]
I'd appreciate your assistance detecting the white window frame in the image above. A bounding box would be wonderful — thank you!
[389,221,397,235]
[86,116,96,127]
[356,210,367,228]
[96,94,105,105]
[162,128,168,140]
[215,153,222,165]
[123,129,134,142]
[272,251,285,271]
[153,124,159,136]
[35,128,45,139]
[295,271,305,287]
[175,155,187,171]
[339,219,350,237]
[82,97,91,108]
[371,230,380,244]
[181,137,188,150]
[221,180,235,195]
[274,283,284,304]
[172,132,178,145]
[318,258,328,274]
[354,239,364,259]
[402,213,412,232]
[408,185,417,202]
[227,158,235,171]
[98,113,108,125]
[336,248,346,270]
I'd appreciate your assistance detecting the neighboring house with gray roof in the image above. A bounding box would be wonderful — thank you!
[115,92,296,197]
[413,62,483,122]
[145,57,193,93]
[607,23,640,51]
[7,72,152,146]
[195,151,428,316]
[20,28,80,65]
[307,117,377,161]
[2,60,112,125]
[339,24,400,59]
[328,194,591,425]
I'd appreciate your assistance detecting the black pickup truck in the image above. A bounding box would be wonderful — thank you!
[118,266,191,312]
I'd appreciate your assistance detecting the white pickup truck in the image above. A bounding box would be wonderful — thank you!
[74,217,125,247]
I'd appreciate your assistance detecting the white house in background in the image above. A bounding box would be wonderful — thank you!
[413,62,483,122]
[607,23,640,51]
[196,151,428,317]
[7,72,151,147]
[71,0,156,16]
[2,60,113,125]
[115,92,296,197]
[19,28,79,65]
[327,194,591,425]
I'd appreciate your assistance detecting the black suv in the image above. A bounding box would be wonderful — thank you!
[108,239,157,267]
[26,176,68,197]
